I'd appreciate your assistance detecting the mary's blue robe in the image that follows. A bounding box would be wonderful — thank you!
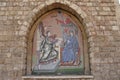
[62,35,79,62]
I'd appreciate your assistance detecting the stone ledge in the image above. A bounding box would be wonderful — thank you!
[22,75,94,79]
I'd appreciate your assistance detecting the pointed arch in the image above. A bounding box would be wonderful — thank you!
[20,0,94,75]
[19,0,88,35]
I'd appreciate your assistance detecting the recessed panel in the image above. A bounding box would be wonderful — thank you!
[32,10,84,75]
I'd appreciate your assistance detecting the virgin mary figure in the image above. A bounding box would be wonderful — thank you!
[62,31,79,64]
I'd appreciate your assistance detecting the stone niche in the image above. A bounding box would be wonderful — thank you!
[21,0,95,79]
[23,9,93,80]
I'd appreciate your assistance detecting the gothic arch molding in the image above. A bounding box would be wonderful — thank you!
[20,0,94,75]
[20,0,91,35]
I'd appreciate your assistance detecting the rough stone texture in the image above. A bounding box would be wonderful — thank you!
[0,0,120,80]
[115,0,120,80]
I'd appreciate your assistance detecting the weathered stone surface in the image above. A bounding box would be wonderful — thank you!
[0,0,119,80]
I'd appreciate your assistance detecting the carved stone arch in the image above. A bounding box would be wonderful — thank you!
[20,0,91,35]
[20,0,95,75]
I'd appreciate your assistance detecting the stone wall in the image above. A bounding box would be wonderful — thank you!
[0,0,120,80]
[114,0,120,79]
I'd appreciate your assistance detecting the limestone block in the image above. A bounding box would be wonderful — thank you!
[45,0,55,6]
[19,31,27,36]
[0,2,7,6]
[112,26,119,30]
[0,58,5,64]
[64,0,71,6]
[69,3,79,12]
[6,52,11,58]
[103,7,111,11]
